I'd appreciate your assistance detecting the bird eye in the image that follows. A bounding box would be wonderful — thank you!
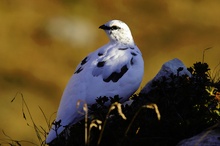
[111,25,120,30]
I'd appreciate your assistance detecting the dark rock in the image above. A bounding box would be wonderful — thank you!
[177,123,220,146]
[141,58,191,94]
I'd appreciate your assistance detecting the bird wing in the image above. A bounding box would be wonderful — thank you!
[91,44,140,83]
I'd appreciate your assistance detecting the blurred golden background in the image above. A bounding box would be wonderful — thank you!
[0,0,220,145]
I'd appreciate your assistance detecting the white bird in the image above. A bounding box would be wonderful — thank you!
[46,20,144,144]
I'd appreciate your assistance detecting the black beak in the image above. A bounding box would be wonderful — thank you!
[99,25,110,30]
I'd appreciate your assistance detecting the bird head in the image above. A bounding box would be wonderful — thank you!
[99,20,134,45]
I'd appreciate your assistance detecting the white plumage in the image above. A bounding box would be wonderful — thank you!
[46,20,144,144]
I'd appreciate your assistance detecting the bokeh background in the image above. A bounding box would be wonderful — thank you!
[0,0,220,145]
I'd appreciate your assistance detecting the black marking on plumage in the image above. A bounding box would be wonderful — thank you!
[130,58,134,65]
[118,48,128,50]
[74,67,83,74]
[98,52,103,56]
[81,57,88,65]
[130,47,134,50]
[97,61,105,67]
[103,65,128,82]
[113,35,118,41]
[74,57,88,74]
[131,52,137,56]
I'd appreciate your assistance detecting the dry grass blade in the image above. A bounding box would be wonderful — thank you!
[210,61,220,82]
[1,130,38,146]
[115,102,127,120]
[89,119,102,130]
[202,47,212,63]
[88,119,102,144]
[97,102,127,146]
[125,103,160,137]
[144,104,161,120]
[10,92,45,145]
[38,106,50,131]
[76,100,89,146]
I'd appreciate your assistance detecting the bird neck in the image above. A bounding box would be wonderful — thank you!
[109,36,135,46]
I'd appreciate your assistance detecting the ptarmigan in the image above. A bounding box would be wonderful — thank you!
[46,20,144,144]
